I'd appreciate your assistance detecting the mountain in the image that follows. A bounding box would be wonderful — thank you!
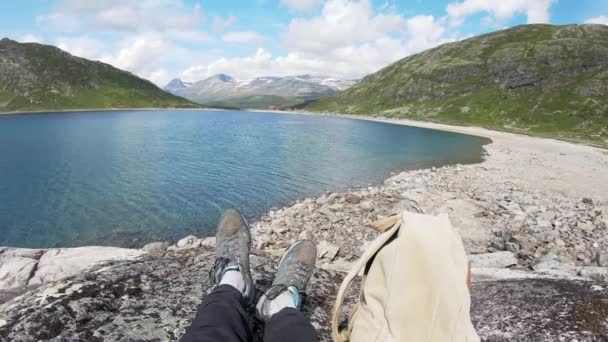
[163,78,193,93]
[0,38,197,112]
[164,74,356,109]
[306,24,608,145]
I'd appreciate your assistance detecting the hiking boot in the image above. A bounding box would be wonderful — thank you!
[256,240,317,320]
[209,209,255,306]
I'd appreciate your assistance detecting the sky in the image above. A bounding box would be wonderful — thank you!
[1,0,608,87]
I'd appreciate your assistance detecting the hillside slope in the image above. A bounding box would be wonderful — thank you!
[0,38,197,112]
[306,24,608,145]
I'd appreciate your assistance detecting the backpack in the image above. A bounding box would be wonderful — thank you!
[331,211,480,342]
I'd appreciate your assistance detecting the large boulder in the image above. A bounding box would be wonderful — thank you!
[1,247,606,341]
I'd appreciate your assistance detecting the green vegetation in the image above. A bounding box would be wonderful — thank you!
[0,38,198,112]
[306,24,608,146]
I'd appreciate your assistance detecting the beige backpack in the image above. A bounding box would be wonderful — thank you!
[332,211,480,342]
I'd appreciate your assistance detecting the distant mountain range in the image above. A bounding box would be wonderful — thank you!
[306,24,608,146]
[0,38,196,112]
[164,74,357,109]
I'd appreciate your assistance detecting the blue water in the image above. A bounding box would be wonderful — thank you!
[0,110,489,248]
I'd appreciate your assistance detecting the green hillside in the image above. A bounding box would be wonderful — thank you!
[0,38,198,112]
[306,24,608,146]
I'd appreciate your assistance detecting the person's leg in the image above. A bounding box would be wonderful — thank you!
[264,307,318,342]
[256,240,319,342]
[181,284,251,342]
[180,209,256,342]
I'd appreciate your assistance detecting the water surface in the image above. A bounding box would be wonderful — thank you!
[0,110,489,248]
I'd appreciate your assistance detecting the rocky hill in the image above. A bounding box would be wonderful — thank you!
[306,24,608,145]
[0,38,197,112]
[165,74,356,109]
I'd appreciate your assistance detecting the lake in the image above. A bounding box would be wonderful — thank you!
[0,110,490,248]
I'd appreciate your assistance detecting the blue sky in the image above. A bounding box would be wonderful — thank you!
[1,0,607,86]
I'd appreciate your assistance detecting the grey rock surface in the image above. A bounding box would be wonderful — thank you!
[1,247,607,341]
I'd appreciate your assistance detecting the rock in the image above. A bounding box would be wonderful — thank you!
[532,253,561,271]
[177,235,199,248]
[597,253,608,267]
[0,257,37,290]
[345,194,361,204]
[319,207,341,223]
[326,203,344,212]
[317,240,340,261]
[142,242,169,255]
[1,248,607,341]
[579,267,608,282]
[298,230,314,241]
[470,252,518,268]
[31,247,145,285]
[270,224,288,235]
[577,221,594,233]
[201,237,216,248]
[581,197,594,205]
[359,201,374,212]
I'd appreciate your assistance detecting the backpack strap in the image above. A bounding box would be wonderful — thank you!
[331,214,402,342]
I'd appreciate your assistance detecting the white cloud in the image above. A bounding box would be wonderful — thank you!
[38,0,204,33]
[284,0,404,53]
[280,0,324,11]
[17,34,43,43]
[585,16,608,25]
[55,36,105,59]
[212,15,237,32]
[180,0,457,81]
[446,0,555,26]
[222,31,266,44]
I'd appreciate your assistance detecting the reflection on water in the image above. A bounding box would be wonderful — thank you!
[0,110,489,248]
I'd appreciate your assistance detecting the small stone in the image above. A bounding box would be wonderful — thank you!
[470,251,518,268]
[142,242,169,255]
[598,253,608,267]
[319,206,341,223]
[201,237,216,248]
[577,221,594,233]
[359,201,374,212]
[176,235,198,248]
[298,230,314,241]
[582,197,594,205]
[271,224,288,235]
[579,267,608,282]
[317,240,340,261]
[532,253,561,271]
[345,194,361,204]
[326,203,344,212]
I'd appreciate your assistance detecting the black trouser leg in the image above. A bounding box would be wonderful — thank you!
[181,285,252,342]
[263,308,318,342]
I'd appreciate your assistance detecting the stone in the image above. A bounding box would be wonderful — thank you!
[298,230,314,241]
[319,207,341,223]
[581,197,594,205]
[470,252,518,268]
[317,240,340,261]
[577,221,594,233]
[579,267,608,282]
[142,242,169,255]
[532,253,561,271]
[345,194,361,204]
[28,247,145,286]
[326,203,344,212]
[359,201,374,212]
[598,253,608,267]
[201,237,216,248]
[270,224,288,235]
[0,256,38,290]
[176,235,198,248]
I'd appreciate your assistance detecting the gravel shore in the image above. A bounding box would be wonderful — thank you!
[250,113,608,277]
